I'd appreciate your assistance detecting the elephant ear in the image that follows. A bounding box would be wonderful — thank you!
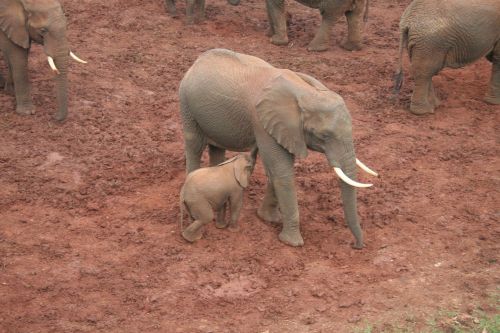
[0,0,29,49]
[295,72,329,91]
[233,156,250,188]
[255,75,308,159]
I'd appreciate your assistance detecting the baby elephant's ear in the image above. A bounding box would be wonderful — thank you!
[233,156,249,188]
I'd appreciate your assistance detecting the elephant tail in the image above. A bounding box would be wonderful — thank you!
[393,26,408,95]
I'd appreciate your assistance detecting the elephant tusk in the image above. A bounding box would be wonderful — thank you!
[69,51,87,64]
[356,158,378,177]
[47,56,60,74]
[334,167,373,188]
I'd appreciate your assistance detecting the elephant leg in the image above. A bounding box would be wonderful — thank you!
[164,0,177,17]
[186,0,196,24]
[409,50,442,115]
[3,60,14,94]
[343,0,366,51]
[256,131,303,246]
[485,46,500,105]
[307,9,337,52]
[182,200,213,242]
[208,145,226,166]
[215,202,228,228]
[428,81,440,108]
[196,0,206,22]
[266,0,288,46]
[8,46,34,116]
[227,191,243,231]
[257,179,281,223]
[181,100,207,172]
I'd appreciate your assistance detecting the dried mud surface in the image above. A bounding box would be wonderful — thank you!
[0,0,499,332]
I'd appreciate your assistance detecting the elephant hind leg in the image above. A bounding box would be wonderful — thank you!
[307,10,336,52]
[409,49,444,115]
[266,0,288,46]
[343,0,367,51]
[485,45,500,105]
[182,200,214,242]
[181,100,207,172]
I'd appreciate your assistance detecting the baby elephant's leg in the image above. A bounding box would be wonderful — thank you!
[182,200,213,242]
[215,202,228,229]
[228,191,244,231]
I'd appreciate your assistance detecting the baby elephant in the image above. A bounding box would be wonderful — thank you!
[180,150,257,243]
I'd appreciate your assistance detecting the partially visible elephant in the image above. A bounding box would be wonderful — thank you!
[393,0,500,115]
[266,0,368,51]
[164,0,240,24]
[0,0,86,121]
[180,149,257,242]
[179,49,378,248]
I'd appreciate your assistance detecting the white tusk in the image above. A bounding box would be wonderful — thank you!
[69,51,87,64]
[356,158,378,177]
[334,167,373,188]
[47,56,60,74]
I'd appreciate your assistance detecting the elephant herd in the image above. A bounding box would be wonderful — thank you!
[1,0,499,248]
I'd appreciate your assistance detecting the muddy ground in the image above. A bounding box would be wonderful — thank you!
[0,0,498,332]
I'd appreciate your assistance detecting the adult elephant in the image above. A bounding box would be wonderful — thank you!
[393,0,500,115]
[0,0,86,121]
[266,0,368,51]
[179,49,377,247]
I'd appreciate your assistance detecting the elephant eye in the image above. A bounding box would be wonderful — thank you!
[39,28,48,35]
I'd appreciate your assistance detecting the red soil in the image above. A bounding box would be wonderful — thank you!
[0,0,498,332]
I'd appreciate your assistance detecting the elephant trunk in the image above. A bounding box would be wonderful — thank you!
[327,140,364,249]
[227,0,240,6]
[45,33,70,121]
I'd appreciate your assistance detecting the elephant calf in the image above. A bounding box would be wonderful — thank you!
[394,0,500,115]
[180,150,257,243]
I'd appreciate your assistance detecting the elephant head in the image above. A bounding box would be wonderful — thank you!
[256,71,377,248]
[0,0,86,120]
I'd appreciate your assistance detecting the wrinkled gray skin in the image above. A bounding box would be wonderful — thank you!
[180,49,364,248]
[164,0,240,24]
[0,0,71,121]
[267,0,368,51]
[180,151,257,242]
[394,0,500,115]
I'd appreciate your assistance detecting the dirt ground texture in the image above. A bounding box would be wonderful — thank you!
[0,0,499,332]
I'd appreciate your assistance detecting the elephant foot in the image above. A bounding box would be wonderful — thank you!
[3,83,14,95]
[53,111,67,122]
[16,104,35,116]
[341,40,362,51]
[484,94,500,105]
[279,229,304,247]
[270,35,288,46]
[307,41,329,52]
[228,223,240,232]
[182,226,203,243]
[215,219,228,229]
[352,240,364,250]
[409,102,435,115]
[257,205,281,224]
